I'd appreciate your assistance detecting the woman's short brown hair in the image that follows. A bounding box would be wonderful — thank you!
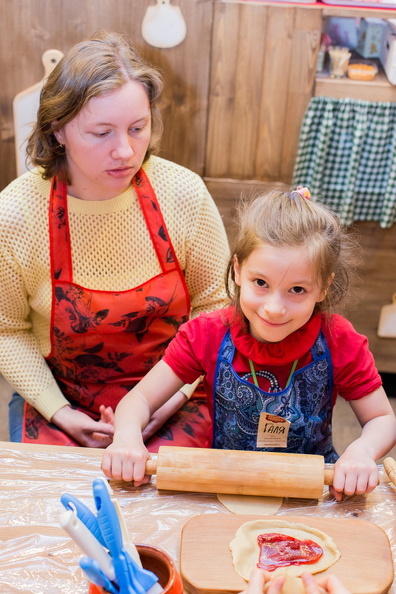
[26,30,163,183]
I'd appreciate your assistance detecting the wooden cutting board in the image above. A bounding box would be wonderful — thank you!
[180,514,394,594]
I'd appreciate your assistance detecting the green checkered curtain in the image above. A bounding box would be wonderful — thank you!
[293,97,396,228]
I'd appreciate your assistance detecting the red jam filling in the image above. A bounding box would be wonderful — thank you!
[257,532,323,572]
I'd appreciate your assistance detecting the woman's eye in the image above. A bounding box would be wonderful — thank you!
[291,286,305,295]
[93,131,110,137]
[130,126,144,134]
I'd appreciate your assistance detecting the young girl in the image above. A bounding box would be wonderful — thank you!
[101,188,396,500]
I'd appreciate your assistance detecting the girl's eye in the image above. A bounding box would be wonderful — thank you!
[254,279,267,288]
[291,286,306,295]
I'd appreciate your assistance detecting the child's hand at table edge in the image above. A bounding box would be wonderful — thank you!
[330,442,379,501]
[101,435,151,485]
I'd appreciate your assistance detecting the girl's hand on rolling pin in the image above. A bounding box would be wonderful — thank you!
[330,443,378,501]
[101,435,151,485]
[51,405,114,448]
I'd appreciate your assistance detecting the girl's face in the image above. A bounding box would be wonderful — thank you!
[234,243,329,343]
[54,80,151,200]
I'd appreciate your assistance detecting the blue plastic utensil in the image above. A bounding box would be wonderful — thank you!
[60,510,115,581]
[61,492,106,547]
[80,557,119,594]
[93,478,142,594]
[126,552,160,593]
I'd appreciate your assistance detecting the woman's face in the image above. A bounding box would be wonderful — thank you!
[54,80,151,200]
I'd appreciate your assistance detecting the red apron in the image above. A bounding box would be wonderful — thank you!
[22,170,211,448]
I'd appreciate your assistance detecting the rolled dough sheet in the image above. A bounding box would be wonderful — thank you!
[217,493,283,515]
[230,519,341,580]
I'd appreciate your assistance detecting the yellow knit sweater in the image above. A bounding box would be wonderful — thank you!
[0,156,230,421]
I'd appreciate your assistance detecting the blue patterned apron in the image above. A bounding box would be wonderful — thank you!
[213,329,338,463]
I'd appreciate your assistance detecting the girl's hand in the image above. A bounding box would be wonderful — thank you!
[101,435,151,486]
[330,444,378,501]
[51,405,114,448]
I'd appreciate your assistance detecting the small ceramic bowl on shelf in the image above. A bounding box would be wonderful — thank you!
[88,543,183,594]
[347,61,378,81]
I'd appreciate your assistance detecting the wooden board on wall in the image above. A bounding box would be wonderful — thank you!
[0,0,212,191]
[206,3,322,183]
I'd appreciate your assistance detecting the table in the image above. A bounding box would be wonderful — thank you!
[0,442,395,593]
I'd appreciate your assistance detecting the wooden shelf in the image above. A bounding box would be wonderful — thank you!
[321,4,396,17]
[314,69,396,101]
[221,0,396,16]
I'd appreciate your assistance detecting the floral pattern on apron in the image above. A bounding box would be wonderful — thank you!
[213,329,338,463]
[22,170,210,447]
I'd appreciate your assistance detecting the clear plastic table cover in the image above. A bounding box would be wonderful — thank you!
[0,442,394,594]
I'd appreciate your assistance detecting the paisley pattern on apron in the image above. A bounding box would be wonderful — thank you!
[213,329,338,463]
[22,170,210,447]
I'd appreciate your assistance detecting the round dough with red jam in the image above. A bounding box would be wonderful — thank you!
[230,519,341,580]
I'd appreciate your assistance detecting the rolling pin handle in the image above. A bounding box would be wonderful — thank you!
[145,458,158,475]
[383,457,396,487]
[324,466,334,486]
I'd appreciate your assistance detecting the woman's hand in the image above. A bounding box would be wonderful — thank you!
[51,405,114,448]
[330,443,379,501]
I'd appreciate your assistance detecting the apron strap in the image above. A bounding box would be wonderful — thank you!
[49,177,72,281]
[132,168,178,273]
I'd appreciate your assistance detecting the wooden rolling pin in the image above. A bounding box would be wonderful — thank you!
[144,446,335,499]
[384,456,396,487]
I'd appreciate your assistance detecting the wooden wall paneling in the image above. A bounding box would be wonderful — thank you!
[226,6,268,179]
[346,222,396,374]
[279,8,322,183]
[0,0,211,192]
[254,7,295,181]
[205,2,247,178]
[141,0,213,175]
[205,177,288,239]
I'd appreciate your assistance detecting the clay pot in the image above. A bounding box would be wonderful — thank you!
[88,543,183,594]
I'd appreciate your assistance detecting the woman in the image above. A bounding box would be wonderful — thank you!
[0,30,229,448]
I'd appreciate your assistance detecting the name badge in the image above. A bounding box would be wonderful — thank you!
[257,413,290,448]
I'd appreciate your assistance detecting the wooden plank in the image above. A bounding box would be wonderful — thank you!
[227,6,269,179]
[279,8,322,182]
[254,7,295,180]
[141,0,213,174]
[205,177,288,237]
[206,2,251,178]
